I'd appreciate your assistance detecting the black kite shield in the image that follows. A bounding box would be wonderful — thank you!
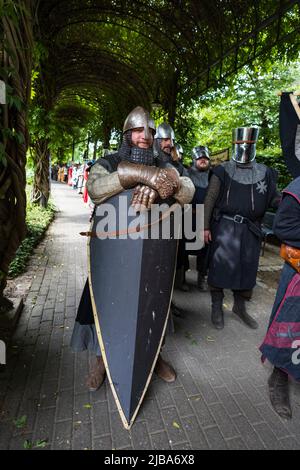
[88,189,181,429]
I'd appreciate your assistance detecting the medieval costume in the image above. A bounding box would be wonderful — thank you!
[154,122,188,177]
[153,123,191,292]
[77,164,84,194]
[260,179,300,419]
[187,146,211,290]
[67,165,73,186]
[83,162,93,204]
[204,127,280,329]
[259,91,300,420]
[71,107,195,392]
[63,165,68,183]
[57,165,65,183]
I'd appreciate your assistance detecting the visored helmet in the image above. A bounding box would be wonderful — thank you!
[192,145,210,160]
[232,127,259,164]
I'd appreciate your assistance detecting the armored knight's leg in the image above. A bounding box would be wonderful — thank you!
[197,272,205,290]
[154,335,176,383]
[170,301,183,318]
[154,354,176,383]
[174,239,189,292]
[196,249,208,290]
[210,287,224,330]
[174,266,189,292]
[86,355,106,392]
[232,290,258,329]
[268,367,292,419]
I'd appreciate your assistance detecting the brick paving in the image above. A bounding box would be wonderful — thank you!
[0,180,300,450]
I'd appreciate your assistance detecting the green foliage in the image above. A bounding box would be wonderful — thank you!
[256,154,292,192]
[13,415,27,429]
[176,58,300,162]
[8,193,55,278]
[23,439,48,450]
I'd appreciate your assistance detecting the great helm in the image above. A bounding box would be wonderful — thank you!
[192,145,210,160]
[154,122,175,146]
[232,127,259,164]
[123,106,156,140]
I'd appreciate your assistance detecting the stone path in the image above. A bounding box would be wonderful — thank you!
[0,180,300,450]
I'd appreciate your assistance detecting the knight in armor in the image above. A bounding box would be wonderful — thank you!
[154,124,192,292]
[259,92,300,420]
[172,143,184,162]
[204,127,280,330]
[154,123,188,177]
[70,107,195,391]
[187,146,212,290]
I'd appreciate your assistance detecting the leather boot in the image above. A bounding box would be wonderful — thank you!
[268,367,292,420]
[154,354,176,382]
[197,273,206,290]
[174,267,189,292]
[171,302,183,318]
[86,356,106,392]
[211,291,224,329]
[232,293,258,329]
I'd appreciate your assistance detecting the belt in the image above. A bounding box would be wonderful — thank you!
[220,214,263,239]
[221,214,246,224]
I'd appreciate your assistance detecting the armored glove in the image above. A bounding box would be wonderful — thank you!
[118,161,180,199]
[131,185,158,211]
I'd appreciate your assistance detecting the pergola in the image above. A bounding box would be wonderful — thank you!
[36,0,300,125]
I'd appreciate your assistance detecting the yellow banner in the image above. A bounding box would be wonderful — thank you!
[211,148,230,165]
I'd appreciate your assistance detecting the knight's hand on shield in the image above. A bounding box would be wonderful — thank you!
[117,161,180,199]
[131,185,158,211]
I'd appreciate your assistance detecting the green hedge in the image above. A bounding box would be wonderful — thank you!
[8,200,55,278]
[256,154,293,191]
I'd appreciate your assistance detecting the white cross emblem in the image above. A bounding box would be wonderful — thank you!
[256,180,268,195]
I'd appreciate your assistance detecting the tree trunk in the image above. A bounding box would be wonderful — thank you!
[86,134,90,160]
[0,1,34,313]
[103,125,111,149]
[93,139,98,160]
[168,70,179,127]
[32,139,50,208]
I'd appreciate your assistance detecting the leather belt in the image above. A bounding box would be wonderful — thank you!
[221,214,246,224]
[220,213,263,239]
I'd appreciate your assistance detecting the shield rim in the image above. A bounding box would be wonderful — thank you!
[87,200,180,429]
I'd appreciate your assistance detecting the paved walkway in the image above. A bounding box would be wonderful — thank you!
[1,181,300,450]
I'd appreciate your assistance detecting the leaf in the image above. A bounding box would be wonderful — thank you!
[172,421,180,429]
[35,439,48,448]
[14,415,27,428]
[83,404,92,409]
[23,439,33,450]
